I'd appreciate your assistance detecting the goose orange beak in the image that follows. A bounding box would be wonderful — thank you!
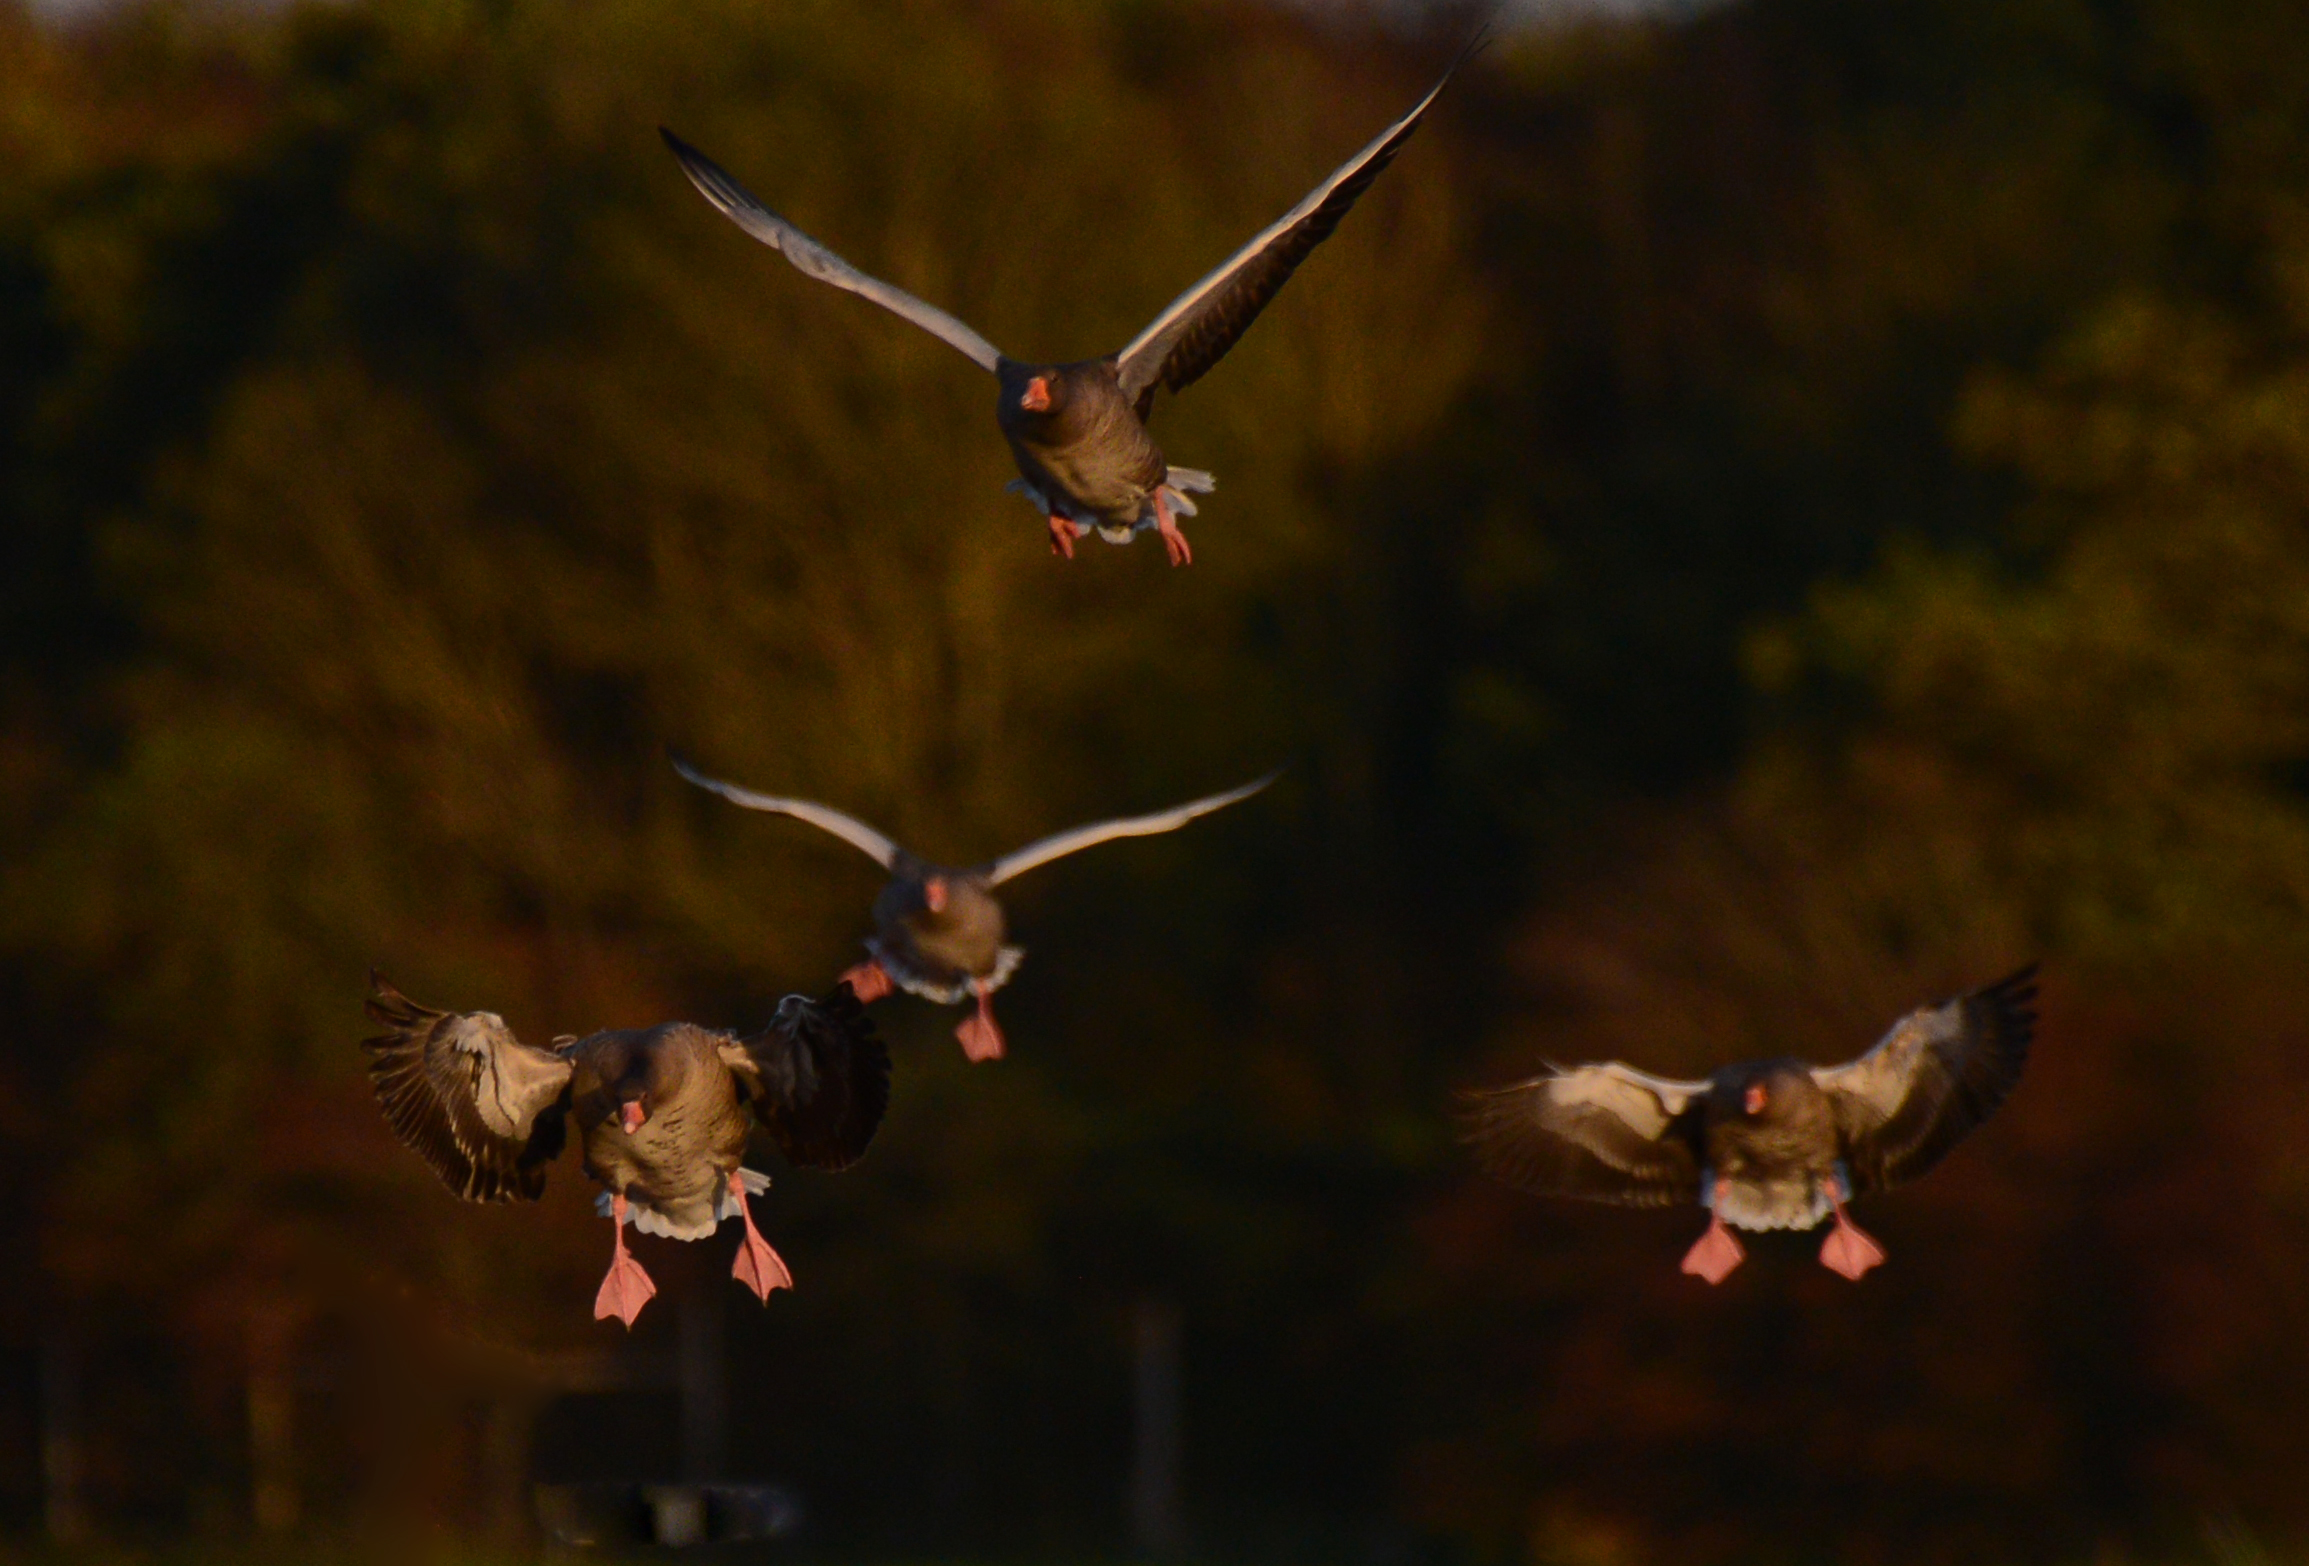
[619,1100,647,1135]
[1020,375,1052,413]
[925,875,949,914]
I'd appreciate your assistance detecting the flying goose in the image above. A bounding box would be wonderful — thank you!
[363,975,888,1327]
[673,758,1278,1062]
[1462,967,2038,1283]
[658,34,1480,566]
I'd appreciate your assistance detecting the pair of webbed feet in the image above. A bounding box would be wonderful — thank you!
[1679,1180,1887,1285]
[839,959,1005,1062]
[594,1173,792,1329]
[1043,492,1192,567]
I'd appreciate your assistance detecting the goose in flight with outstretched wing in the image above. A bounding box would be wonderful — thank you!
[1462,966,2039,1283]
[659,30,1482,566]
[363,975,887,1326]
[673,757,1278,1063]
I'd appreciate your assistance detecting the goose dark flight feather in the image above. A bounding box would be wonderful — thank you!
[1112,36,1480,420]
[734,983,892,1172]
[674,756,1279,1063]
[1462,966,2038,1284]
[363,975,888,1326]
[659,33,1476,567]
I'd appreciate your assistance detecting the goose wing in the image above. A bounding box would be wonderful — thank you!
[673,756,903,869]
[662,128,1005,373]
[984,770,1278,886]
[721,982,892,1171]
[362,973,572,1203]
[1462,1060,1710,1208]
[1111,36,1479,419]
[1813,965,2039,1194]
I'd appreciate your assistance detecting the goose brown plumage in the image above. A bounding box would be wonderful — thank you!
[363,976,888,1326]
[672,758,1278,1063]
[658,32,1481,566]
[1461,966,2039,1283]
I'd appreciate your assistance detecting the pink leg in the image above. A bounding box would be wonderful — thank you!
[726,1171,794,1303]
[1154,491,1192,567]
[1818,1192,1887,1281]
[593,1193,658,1328]
[953,981,1006,1063]
[1680,1213,1747,1284]
[838,960,894,1005]
[1047,514,1077,559]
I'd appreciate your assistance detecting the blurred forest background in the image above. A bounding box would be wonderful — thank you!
[5,0,2309,1561]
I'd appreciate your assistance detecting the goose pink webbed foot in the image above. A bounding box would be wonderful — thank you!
[1154,493,1192,567]
[727,1171,794,1303]
[954,982,1006,1063]
[594,1193,658,1328]
[1048,515,1077,559]
[1681,1213,1746,1284]
[1819,1194,1887,1281]
[839,960,894,1005]
[1682,1181,1746,1284]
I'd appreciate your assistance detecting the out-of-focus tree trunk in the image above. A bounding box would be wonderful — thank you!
[482,1397,536,1546]
[248,1307,300,1535]
[40,1333,89,1546]
[678,1286,727,1483]
[1130,1297,1183,1559]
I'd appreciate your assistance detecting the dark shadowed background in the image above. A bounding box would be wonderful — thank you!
[4,0,2309,1561]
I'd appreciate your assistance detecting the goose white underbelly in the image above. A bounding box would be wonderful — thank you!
[870,939,1024,1005]
[1706,1165,1845,1232]
[598,1167,770,1241]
